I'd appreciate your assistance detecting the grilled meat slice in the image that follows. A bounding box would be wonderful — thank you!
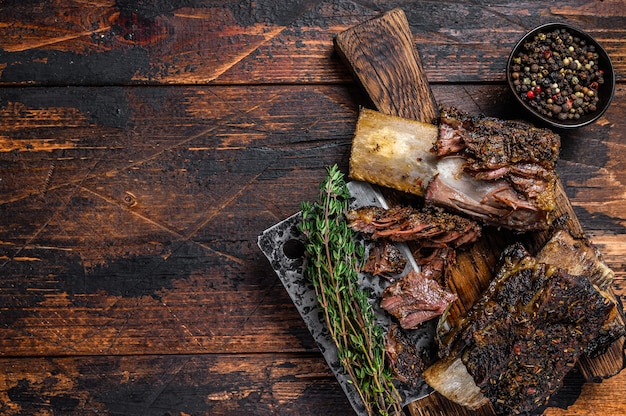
[428,107,561,231]
[416,246,456,281]
[346,205,481,248]
[425,243,617,415]
[349,205,474,312]
[381,269,457,329]
[363,240,407,279]
[385,323,436,386]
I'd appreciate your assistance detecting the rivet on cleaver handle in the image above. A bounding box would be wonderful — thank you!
[257,181,434,416]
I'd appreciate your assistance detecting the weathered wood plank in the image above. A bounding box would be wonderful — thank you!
[0,84,362,356]
[0,1,624,85]
[334,8,439,123]
[0,242,319,356]
[0,354,353,415]
[0,85,360,213]
[0,354,624,415]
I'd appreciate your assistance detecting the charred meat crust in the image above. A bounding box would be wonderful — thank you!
[434,243,616,415]
[536,230,626,357]
[434,107,560,177]
[384,323,436,387]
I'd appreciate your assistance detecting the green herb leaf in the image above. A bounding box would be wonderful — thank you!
[300,165,402,416]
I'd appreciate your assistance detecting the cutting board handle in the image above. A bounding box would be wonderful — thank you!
[334,8,438,124]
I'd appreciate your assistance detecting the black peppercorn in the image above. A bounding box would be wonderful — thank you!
[510,27,605,122]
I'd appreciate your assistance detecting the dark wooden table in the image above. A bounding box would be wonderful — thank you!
[1,1,624,415]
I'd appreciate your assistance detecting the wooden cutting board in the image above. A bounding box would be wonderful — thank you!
[333,8,625,416]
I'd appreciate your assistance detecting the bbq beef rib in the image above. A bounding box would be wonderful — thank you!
[349,107,561,231]
[424,235,624,415]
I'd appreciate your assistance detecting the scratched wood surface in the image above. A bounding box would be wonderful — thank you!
[0,1,624,415]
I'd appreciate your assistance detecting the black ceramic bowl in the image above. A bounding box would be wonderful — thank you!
[507,23,615,129]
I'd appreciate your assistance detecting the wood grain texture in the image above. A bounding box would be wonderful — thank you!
[0,354,354,415]
[0,1,625,415]
[334,8,438,123]
[0,1,624,86]
[0,84,360,357]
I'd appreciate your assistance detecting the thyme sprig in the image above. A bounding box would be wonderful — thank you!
[300,165,402,416]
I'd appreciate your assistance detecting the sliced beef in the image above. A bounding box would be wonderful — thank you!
[346,205,481,248]
[380,269,458,329]
[415,246,456,282]
[427,107,561,231]
[426,157,551,231]
[362,240,407,279]
[348,205,471,328]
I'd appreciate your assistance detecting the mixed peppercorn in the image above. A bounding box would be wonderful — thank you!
[510,27,605,122]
